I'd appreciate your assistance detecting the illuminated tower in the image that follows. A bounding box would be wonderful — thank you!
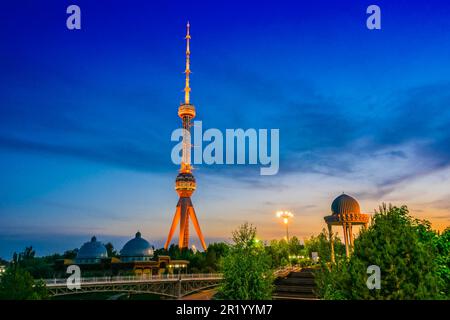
[164,22,207,251]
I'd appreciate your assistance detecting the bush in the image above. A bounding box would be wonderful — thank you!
[0,266,48,300]
[217,223,274,299]
[315,204,447,300]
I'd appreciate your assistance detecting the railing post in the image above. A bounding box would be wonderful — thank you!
[177,272,182,299]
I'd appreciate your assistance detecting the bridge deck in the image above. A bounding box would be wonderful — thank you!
[44,273,222,288]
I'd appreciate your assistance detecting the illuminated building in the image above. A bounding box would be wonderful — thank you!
[75,236,108,264]
[119,231,154,262]
[164,22,207,251]
[56,234,188,276]
[324,194,370,262]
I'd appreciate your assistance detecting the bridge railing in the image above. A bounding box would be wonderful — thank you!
[43,273,223,286]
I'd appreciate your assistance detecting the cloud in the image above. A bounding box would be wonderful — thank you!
[0,135,169,172]
[37,200,129,222]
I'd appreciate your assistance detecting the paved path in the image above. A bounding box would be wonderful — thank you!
[107,293,128,300]
[181,288,217,300]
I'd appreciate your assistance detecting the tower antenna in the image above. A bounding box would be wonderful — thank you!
[184,21,191,105]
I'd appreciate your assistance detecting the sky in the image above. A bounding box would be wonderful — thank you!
[1,0,450,258]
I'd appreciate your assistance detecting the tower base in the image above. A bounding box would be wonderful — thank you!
[164,197,207,251]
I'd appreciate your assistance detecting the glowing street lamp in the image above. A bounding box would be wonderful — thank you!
[276,211,294,241]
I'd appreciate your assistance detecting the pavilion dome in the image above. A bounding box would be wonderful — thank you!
[120,232,154,259]
[76,236,108,259]
[331,194,361,215]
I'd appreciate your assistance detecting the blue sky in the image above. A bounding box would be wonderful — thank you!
[1,0,450,258]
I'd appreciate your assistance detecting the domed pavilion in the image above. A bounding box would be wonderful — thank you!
[120,232,154,262]
[324,194,370,261]
[75,236,108,264]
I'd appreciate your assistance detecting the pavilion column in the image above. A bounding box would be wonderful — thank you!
[348,223,354,253]
[327,224,335,263]
[342,223,350,258]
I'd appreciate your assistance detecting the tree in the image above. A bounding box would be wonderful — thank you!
[11,247,56,279]
[63,249,79,259]
[434,228,450,296]
[315,204,446,299]
[105,242,118,258]
[265,239,290,267]
[0,266,48,300]
[153,242,230,273]
[205,242,229,272]
[304,229,345,262]
[218,223,274,299]
[288,236,304,255]
[18,246,35,261]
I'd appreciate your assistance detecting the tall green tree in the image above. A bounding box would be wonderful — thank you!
[218,223,274,299]
[316,204,446,299]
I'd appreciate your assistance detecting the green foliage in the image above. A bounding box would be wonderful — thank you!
[265,236,308,268]
[11,246,59,279]
[265,239,290,267]
[288,236,304,254]
[0,266,48,300]
[435,228,450,296]
[62,249,78,259]
[316,204,448,300]
[154,242,229,273]
[218,223,274,300]
[204,242,229,272]
[304,228,345,262]
[105,242,118,258]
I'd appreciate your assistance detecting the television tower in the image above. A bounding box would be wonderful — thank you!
[164,22,207,251]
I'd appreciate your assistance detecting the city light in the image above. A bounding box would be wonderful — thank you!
[276,211,294,241]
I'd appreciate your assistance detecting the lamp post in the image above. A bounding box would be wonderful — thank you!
[276,211,293,241]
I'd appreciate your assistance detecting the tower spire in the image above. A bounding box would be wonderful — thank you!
[184,21,191,104]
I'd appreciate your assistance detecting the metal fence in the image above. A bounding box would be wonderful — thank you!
[44,273,223,286]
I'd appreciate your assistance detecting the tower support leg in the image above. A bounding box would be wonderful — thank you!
[165,205,181,250]
[179,198,190,249]
[189,204,207,251]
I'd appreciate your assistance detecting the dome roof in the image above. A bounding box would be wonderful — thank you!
[120,232,154,257]
[76,236,108,259]
[331,194,361,215]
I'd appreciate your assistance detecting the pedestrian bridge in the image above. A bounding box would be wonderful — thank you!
[44,273,222,299]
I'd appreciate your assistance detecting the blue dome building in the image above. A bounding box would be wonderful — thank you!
[75,236,108,264]
[56,233,188,276]
[120,232,154,262]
